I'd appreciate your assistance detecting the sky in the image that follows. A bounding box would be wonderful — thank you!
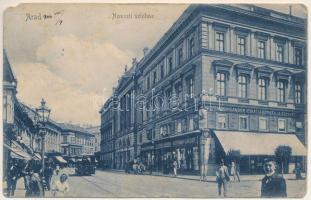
[3,3,307,126]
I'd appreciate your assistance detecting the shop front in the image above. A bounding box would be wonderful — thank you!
[213,130,307,174]
[140,133,201,174]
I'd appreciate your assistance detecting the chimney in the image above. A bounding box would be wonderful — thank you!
[143,47,149,56]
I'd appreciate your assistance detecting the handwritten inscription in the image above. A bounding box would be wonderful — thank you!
[112,12,154,20]
[25,10,64,25]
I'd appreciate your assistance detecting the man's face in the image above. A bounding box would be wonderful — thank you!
[264,161,276,175]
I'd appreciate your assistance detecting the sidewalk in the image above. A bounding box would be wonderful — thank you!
[103,168,305,182]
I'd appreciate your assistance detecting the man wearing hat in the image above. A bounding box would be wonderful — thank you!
[216,159,230,197]
[261,158,287,197]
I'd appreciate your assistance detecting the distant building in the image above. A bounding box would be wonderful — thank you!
[100,5,307,174]
[99,97,115,168]
[22,104,63,154]
[58,123,95,160]
[87,126,101,153]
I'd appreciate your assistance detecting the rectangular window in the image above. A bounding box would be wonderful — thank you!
[294,47,302,66]
[276,44,284,62]
[177,47,183,66]
[188,118,194,131]
[168,57,173,74]
[176,120,182,133]
[153,70,157,85]
[215,32,225,52]
[257,41,265,59]
[239,116,249,130]
[175,82,183,101]
[217,114,227,129]
[237,36,246,56]
[3,95,7,122]
[258,78,267,100]
[216,72,226,96]
[147,76,150,89]
[160,65,164,79]
[187,76,194,98]
[278,119,286,132]
[189,38,195,57]
[277,80,286,103]
[238,75,247,98]
[259,117,268,131]
[295,82,302,104]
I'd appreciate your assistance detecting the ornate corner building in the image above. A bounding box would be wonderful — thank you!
[100,4,307,175]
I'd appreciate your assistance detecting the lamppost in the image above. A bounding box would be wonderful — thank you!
[35,98,51,173]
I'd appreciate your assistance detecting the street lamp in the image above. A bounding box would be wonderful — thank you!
[35,98,51,173]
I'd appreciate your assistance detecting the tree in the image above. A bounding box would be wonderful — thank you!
[275,145,292,174]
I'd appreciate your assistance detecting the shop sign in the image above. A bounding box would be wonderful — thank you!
[155,142,171,149]
[141,145,154,151]
[172,137,197,147]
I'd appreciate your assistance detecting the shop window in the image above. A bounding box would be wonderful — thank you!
[239,116,249,130]
[259,117,268,131]
[278,119,286,132]
[217,114,227,129]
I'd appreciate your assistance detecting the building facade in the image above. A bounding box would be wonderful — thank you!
[59,123,95,159]
[100,5,307,174]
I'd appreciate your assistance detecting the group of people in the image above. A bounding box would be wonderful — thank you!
[216,158,291,198]
[6,158,69,197]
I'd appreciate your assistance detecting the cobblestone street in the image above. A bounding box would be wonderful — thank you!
[11,168,306,198]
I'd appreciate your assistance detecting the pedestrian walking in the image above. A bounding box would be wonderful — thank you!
[173,159,178,176]
[230,161,240,182]
[293,163,302,180]
[216,159,230,197]
[22,159,35,197]
[28,172,44,197]
[52,173,69,197]
[6,159,20,197]
[261,158,287,198]
[44,162,54,190]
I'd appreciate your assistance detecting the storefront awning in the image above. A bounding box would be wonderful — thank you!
[214,131,307,156]
[55,156,67,163]
[33,153,42,160]
[4,141,33,160]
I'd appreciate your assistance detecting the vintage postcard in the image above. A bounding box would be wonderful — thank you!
[2,1,308,198]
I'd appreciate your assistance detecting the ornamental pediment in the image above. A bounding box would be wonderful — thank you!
[212,59,233,75]
[275,69,292,81]
[256,66,274,79]
[234,63,255,76]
